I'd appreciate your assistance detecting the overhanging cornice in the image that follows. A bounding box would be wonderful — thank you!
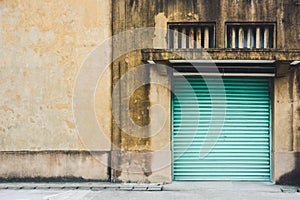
[142,49,300,63]
[142,49,300,77]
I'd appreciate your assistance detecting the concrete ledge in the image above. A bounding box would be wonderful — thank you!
[111,150,172,183]
[142,49,300,62]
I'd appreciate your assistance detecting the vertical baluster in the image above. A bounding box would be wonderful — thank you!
[247,28,252,48]
[204,27,209,48]
[231,27,236,48]
[173,28,179,49]
[238,27,244,48]
[196,28,202,48]
[189,28,194,49]
[256,27,261,48]
[181,28,187,49]
[264,27,269,48]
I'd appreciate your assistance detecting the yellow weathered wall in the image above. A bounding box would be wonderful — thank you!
[0,0,112,151]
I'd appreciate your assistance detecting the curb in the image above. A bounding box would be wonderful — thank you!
[0,184,163,191]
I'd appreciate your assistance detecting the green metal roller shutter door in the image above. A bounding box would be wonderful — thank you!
[172,77,272,181]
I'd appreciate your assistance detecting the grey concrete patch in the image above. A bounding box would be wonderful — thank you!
[162,182,282,193]
[281,188,298,193]
[280,186,299,193]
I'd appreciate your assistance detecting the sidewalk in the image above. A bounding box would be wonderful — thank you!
[0,182,299,200]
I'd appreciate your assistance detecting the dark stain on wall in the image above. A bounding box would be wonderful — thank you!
[113,0,298,48]
[111,50,152,181]
[277,153,300,186]
[111,0,300,182]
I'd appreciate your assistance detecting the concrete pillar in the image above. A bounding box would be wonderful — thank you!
[196,28,202,48]
[231,27,236,48]
[189,28,194,49]
[247,28,252,48]
[181,28,186,49]
[204,27,209,48]
[256,27,261,48]
[264,28,269,48]
[238,27,244,48]
[173,28,179,49]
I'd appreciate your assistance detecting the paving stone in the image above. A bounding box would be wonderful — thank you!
[35,186,51,190]
[119,186,133,191]
[77,186,92,190]
[90,186,106,191]
[48,186,65,190]
[105,185,120,190]
[132,186,147,191]
[62,186,79,190]
[147,186,162,191]
[21,186,37,190]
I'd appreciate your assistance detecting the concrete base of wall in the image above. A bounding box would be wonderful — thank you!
[111,150,172,183]
[274,152,300,185]
[3,150,299,184]
[0,151,109,182]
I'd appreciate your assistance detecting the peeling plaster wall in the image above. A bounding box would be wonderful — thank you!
[0,0,112,151]
[0,0,112,180]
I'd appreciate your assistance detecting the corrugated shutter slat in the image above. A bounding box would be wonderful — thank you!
[172,77,271,181]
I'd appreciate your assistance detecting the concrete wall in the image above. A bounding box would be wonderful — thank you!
[0,0,112,181]
[0,151,109,181]
[112,0,300,49]
[111,50,172,182]
[274,66,300,185]
[112,0,300,183]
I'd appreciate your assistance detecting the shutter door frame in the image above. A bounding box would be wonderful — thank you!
[172,76,272,181]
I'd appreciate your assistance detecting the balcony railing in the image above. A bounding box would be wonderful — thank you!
[226,23,275,49]
[168,23,215,49]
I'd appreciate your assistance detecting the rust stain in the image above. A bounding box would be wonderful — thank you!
[23,71,29,77]
[55,103,68,110]
[30,117,35,123]
[64,120,75,129]
[0,105,14,113]
[15,95,21,102]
